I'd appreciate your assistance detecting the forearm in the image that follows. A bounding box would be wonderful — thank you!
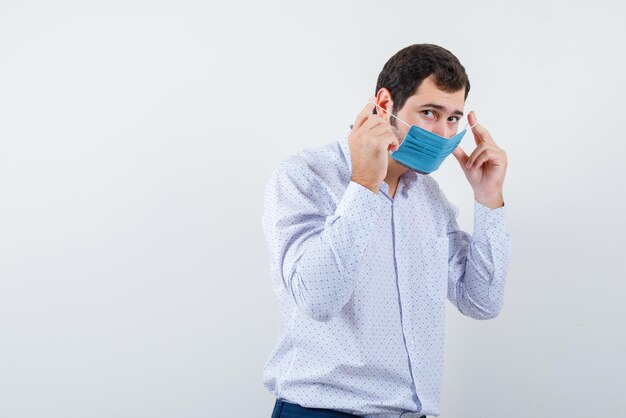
[449,200,511,319]
[267,181,384,321]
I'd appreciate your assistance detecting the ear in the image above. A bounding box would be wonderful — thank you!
[374,88,394,122]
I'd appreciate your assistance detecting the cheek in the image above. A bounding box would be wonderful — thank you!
[393,126,408,143]
[410,116,433,130]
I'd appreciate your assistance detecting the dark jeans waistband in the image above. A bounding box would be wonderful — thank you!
[271,398,427,418]
[271,399,362,417]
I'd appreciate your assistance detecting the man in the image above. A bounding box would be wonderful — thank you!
[262,44,511,418]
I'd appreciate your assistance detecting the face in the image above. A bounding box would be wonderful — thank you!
[378,74,466,145]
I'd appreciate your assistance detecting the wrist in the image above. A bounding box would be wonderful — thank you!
[475,192,504,209]
[351,176,380,194]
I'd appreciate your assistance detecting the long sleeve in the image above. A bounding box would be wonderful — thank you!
[445,198,512,320]
[261,159,385,322]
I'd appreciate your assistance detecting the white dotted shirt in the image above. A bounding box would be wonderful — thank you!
[261,129,511,417]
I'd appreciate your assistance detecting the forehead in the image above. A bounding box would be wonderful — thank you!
[403,75,465,109]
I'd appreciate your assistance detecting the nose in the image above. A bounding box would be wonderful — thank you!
[430,120,452,138]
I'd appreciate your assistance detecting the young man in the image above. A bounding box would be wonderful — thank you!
[262,44,511,418]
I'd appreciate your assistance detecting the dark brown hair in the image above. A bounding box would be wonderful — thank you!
[375,44,470,119]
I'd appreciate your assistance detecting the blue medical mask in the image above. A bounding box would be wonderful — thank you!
[372,102,475,174]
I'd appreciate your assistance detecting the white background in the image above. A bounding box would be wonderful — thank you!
[1,1,625,417]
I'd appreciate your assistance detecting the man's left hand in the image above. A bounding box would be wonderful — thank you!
[452,111,507,209]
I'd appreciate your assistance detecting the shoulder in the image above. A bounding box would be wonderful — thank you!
[269,138,348,190]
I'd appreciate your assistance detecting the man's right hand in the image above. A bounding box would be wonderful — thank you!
[348,97,400,194]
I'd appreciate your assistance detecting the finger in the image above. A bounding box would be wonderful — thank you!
[377,126,400,151]
[465,144,491,169]
[470,150,495,170]
[370,121,393,137]
[381,133,400,152]
[452,145,469,168]
[467,147,500,170]
[468,110,496,146]
[352,96,377,130]
[361,113,386,131]
[468,111,482,146]
[476,149,506,168]
[369,126,399,150]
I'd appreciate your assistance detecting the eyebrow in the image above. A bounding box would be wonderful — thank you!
[419,103,464,117]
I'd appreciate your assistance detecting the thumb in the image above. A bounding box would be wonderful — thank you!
[467,110,482,146]
[467,110,478,128]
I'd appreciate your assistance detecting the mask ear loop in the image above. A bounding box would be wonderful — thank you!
[462,120,479,131]
[368,100,412,128]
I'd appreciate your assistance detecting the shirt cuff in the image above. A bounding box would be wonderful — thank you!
[473,199,508,242]
[334,181,385,226]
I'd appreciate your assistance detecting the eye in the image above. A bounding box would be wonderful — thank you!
[421,110,436,120]
[448,116,460,123]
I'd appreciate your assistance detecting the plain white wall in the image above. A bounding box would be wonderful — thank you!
[1,1,624,417]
